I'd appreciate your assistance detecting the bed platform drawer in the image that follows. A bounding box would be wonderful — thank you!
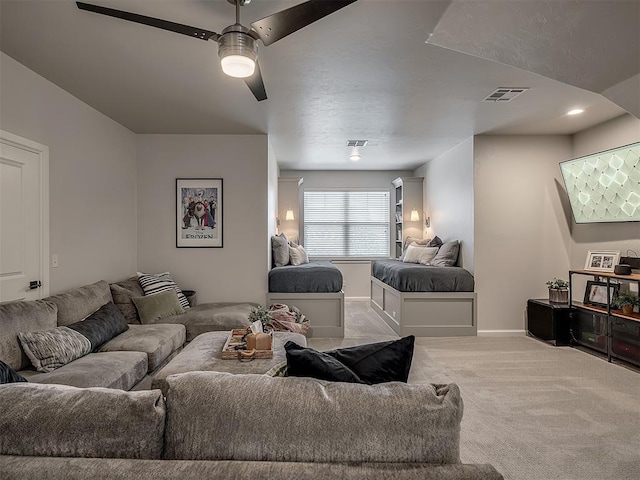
[370,277,477,337]
[266,292,345,338]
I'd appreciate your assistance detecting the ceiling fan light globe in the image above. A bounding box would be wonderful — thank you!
[221,55,256,78]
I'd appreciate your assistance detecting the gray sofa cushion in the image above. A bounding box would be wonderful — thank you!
[151,302,256,342]
[0,383,165,459]
[20,351,148,390]
[164,372,463,464]
[0,457,505,480]
[0,299,57,370]
[271,232,290,267]
[100,324,186,372]
[45,280,112,326]
[110,277,145,324]
[430,240,460,267]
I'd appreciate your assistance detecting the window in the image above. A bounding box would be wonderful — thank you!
[303,190,390,257]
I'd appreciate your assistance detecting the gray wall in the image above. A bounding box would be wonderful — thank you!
[136,135,269,304]
[413,138,474,272]
[0,52,138,294]
[474,135,574,332]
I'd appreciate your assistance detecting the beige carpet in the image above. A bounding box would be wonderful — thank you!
[309,300,640,480]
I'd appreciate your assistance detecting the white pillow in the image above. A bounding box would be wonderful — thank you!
[402,245,439,265]
[289,244,309,266]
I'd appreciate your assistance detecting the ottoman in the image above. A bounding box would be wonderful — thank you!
[151,331,306,394]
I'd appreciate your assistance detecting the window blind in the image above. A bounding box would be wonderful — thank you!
[303,190,390,257]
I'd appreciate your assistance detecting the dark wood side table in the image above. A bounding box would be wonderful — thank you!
[526,299,572,346]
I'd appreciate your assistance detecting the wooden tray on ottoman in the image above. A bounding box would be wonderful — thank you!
[221,329,274,359]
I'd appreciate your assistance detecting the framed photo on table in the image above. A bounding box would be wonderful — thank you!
[176,178,223,248]
[583,281,619,307]
[584,250,620,272]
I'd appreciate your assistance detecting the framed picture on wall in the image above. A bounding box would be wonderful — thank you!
[583,280,619,307]
[584,250,620,272]
[176,178,223,248]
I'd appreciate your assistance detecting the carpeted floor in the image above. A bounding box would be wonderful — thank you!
[309,300,640,480]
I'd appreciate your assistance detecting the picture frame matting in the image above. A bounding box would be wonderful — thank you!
[176,178,223,248]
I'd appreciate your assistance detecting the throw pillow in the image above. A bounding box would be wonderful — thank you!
[430,240,460,267]
[402,244,439,265]
[66,301,129,352]
[426,236,443,248]
[289,243,309,266]
[284,342,365,384]
[0,359,27,384]
[402,236,431,252]
[18,327,91,373]
[271,232,290,267]
[132,289,185,324]
[137,272,190,310]
[325,336,415,384]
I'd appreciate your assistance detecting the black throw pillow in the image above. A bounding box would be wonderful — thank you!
[0,359,28,384]
[67,301,129,352]
[324,336,415,384]
[284,342,364,384]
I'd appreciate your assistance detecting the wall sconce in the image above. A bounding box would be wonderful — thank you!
[410,210,419,222]
[424,214,430,228]
[277,208,295,226]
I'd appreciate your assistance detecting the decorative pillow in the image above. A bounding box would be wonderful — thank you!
[284,342,364,384]
[137,272,190,310]
[66,302,129,352]
[289,243,309,266]
[324,336,415,384]
[109,277,145,324]
[132,289,185,324]
[403,245,439,265]
[0,360,27,384]
[18,327,91,373]
[271,232,290,267]
[403,236,431,251]
[426,236,443,248]
[430,240,460,267]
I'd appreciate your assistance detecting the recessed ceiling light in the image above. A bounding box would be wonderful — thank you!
[567,108,584,116]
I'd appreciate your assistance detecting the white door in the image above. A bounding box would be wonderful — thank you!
[0,130,49,302]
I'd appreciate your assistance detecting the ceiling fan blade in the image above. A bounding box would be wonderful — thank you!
[76,2,219,41]
[244,61,267,101]
[250,0,357,46]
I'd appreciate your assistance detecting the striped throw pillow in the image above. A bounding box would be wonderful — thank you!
[18,327,91,373]
[137,272,190,310]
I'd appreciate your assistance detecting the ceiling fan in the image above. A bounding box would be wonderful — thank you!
[76,0,357,101]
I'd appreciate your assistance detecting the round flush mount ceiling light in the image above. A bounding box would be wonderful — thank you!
[349,153,361,162]
[218,26,257,78]
[567,108,584,116]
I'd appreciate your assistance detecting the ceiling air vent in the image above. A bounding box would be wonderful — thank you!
[347,140,368,147]
[483,88,529,102]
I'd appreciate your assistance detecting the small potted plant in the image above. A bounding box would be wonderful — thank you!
[546,278,570,303]
[248,305,274,332]
[613,292,639,315]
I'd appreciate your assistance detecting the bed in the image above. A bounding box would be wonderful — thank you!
[370,259,477,337]
[267,261,345,338]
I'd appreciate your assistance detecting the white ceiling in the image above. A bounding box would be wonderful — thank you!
[0,0,636,170]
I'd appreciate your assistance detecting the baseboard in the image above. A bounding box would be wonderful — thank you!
[346,296,370,301]
[478,329,526,337]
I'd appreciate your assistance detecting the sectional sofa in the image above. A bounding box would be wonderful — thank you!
[0,278,256,390]
[0,371,503,479]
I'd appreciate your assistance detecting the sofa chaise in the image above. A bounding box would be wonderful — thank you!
[0,279,256,390]
[0,371,503,479]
